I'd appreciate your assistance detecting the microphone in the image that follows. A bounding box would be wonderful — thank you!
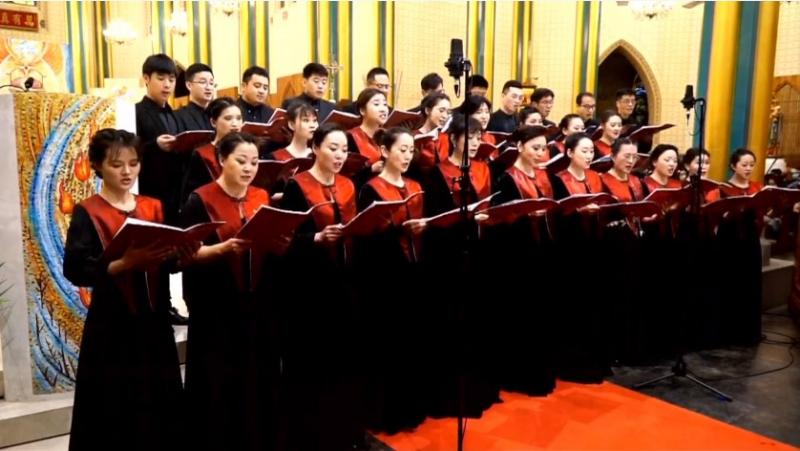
[681,84,695,111]
[445,38,465,98]
[24,77,35,91]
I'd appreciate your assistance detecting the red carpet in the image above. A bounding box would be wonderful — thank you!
[377,381,795,450]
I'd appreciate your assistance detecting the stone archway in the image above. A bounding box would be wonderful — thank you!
[598,40,661,125]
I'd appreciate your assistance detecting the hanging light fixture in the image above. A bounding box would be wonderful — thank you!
[166,8,188,36]
[628,0,676,20]
[103,19,138,45]
[208,0,239,16]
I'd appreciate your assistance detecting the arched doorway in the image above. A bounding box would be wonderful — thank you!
[596,40,661,127]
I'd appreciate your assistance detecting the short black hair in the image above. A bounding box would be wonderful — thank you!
[649,144,679,168]
[207,97,240,121]
[615,88,636,100]
[511,125,548,145]
[88,128,141,178]
[355,88,387,115]
[558,113,582,131]
[142,54,177,76]
[518,106,541,123]
[682,147,710,167]
[185,63,213,81]
[242,66,269,84]
[467,74,489,89]
[303,63,329,79]
[217,132,259,160]
[531,87,554,103]
[286,101,318,123]
[447,114,482,149]
[458,95,492,116]
[502,80,523,93]
[576,91,595,106]
[565,132,592,154]
[366,67,389,82]
[374,127,413,152]
[420,73,444,91]
[421,92,451,118]
[611,137,636,156]
[730,148,757,167]
[600,109,622,125]
[312,122,347,148]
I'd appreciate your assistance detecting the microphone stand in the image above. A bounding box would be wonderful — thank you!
[453,59,472,451]
[633,96,733,402]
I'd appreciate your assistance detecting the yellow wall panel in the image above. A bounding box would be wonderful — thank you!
[491,0,514,106]
[775,2,800,77]
[351,0,380,98]
[394,0,468,110]
[209,7,240,90]
[267,1,311,83]
[530,1,577,122]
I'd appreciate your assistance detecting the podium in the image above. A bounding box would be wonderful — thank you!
[0,92,134,402]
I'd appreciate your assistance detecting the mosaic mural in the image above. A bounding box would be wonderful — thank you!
[14,92,114,393]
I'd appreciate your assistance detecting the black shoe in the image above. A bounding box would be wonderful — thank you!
[169,307,189,325]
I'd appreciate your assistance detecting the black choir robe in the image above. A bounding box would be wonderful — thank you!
[485,166,557,396]
[237,96,275,123]
[353,175,427,433]
[276,171,364,450]
[420,158,500,419]
[135,95,186,223]
[175,101,213,131]
[550,169,613,382]
[180,182,278,451]
[63,195,183,451]
[281,93,337,120]
[180,143,219,207]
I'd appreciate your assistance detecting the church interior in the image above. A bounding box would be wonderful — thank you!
[0,1,799,450]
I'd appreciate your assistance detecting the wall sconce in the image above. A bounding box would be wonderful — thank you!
[628,1,675,20]
[166,9,188,36]
[208,0,239,16]
[103,19,137,45]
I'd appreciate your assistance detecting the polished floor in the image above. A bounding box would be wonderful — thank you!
[5,308,798,450]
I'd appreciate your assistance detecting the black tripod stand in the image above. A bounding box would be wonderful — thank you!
[633,88,732,402]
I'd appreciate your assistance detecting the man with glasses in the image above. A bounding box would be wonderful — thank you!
[530,87,556,127]
[575,91,598,128]
[488,80,523,133]
[345,67,393,114]
[176,63,216,131]
[615,88,638,126]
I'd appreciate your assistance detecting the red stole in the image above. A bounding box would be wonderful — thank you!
[644,176,682,193]
[557,169,604,195]
[366,176,424,261]
[481,132,496,145]
[197,143,221,180]
[594,139,613,157]
[195,182,270,292]
[80,194,163,313]
[601,172,644,202]
[438,157,492,207]
[271,148,292,161]
[683,180,722,203]
[721,181,763,197]
[507,165,554,199]
[293,171,357,230]
[349,127,382,165]
[413,129,449,169]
